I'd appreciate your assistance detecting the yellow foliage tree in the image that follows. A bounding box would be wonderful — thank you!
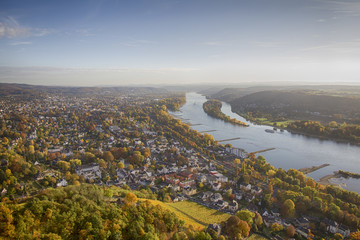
[125,192,138,206]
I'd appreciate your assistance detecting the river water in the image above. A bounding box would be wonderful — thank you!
[171,92,360,193]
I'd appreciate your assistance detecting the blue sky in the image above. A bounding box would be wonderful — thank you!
[1,0,360,86]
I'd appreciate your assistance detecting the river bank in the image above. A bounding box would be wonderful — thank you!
[298,165,359,189]
[234,110,360,146]
[317,171,342,186]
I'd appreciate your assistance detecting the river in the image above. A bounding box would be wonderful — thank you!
[171,92,360,193]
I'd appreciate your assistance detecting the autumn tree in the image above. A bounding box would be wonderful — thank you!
[118,162,125,169]
[270,222,283,233]
[143,147,151,158]
[350,230,360,240]
[281,199,296,218]
[236,209,255,226]
[233,158,241,165]
[104,151,115,162]
[329,121,338,128]
[0,203,15,238]
[70,159,82,168]
[254,212,263,229]
[286,225,296,237]
[334,233,344,240]
[125,192,138,206]
[57,161,70,171]
[127,151,144,166]
[2,137,9,145]
[306,178,316,188]
[225,216,250,239]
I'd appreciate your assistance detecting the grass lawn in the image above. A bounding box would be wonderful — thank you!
[139,199,231,230]
[274,120,294,128]
[169,200,231,225]
[246,233,268,240]
[253,117,294,128]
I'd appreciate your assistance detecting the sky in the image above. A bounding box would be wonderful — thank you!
[0,0,360,86]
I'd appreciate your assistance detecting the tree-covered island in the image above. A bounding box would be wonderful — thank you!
[203,99,248,127]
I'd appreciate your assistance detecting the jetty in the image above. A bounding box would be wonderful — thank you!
[200,130,217,133]
[299,163,330,174]
[217,137,241,142]
[317,171,341,186]
[250,148,276,154]
[190,124,202,126]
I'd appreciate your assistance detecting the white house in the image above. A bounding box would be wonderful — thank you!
[56,179,68,187]
[212,182,221,191]
[211,193,223,203]
[228,200,239,212]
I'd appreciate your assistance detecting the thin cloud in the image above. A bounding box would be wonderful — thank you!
[301,40,360,51]
[117,39,157,47]
[252,41,284,48]
[33,28,53,37]
[202,41,223,46]
[0,66,199,74]
[298,40,360,57]
[76,29,95,37]
[316,0,360,16]
[9,41,32,46]
[0,16,52,39]
[0,17,30,38]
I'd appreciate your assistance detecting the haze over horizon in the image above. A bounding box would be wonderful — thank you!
[1,0,360,86]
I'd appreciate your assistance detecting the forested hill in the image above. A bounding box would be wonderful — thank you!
[0,83,168,97]
[0,184,187,239]
[201,86,286,102]
[229,90,360,122]
[205,85,360,105]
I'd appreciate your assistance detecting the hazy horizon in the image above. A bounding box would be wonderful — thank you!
[1,0,360,86]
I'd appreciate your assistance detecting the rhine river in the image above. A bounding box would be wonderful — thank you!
[172,92,360,193]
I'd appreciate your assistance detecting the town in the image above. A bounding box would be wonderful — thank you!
[0,86,359,239]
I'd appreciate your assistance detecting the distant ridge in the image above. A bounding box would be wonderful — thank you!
[0,83,168,97]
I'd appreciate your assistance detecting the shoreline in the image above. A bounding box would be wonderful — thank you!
[317,171,342,187]
[235,111,360,146]
[298,164,343,188]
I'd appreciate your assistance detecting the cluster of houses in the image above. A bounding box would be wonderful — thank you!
[261,210,350,239]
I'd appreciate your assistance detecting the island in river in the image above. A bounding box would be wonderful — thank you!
[202,99,248,126]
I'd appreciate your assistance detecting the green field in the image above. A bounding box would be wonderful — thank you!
[140,199,231,230]
[252,117,294,128]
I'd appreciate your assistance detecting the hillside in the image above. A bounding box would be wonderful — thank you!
[230,90,360,122]
[209,86,287,102]
[0,184,185,239]
[141,199,231,230]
